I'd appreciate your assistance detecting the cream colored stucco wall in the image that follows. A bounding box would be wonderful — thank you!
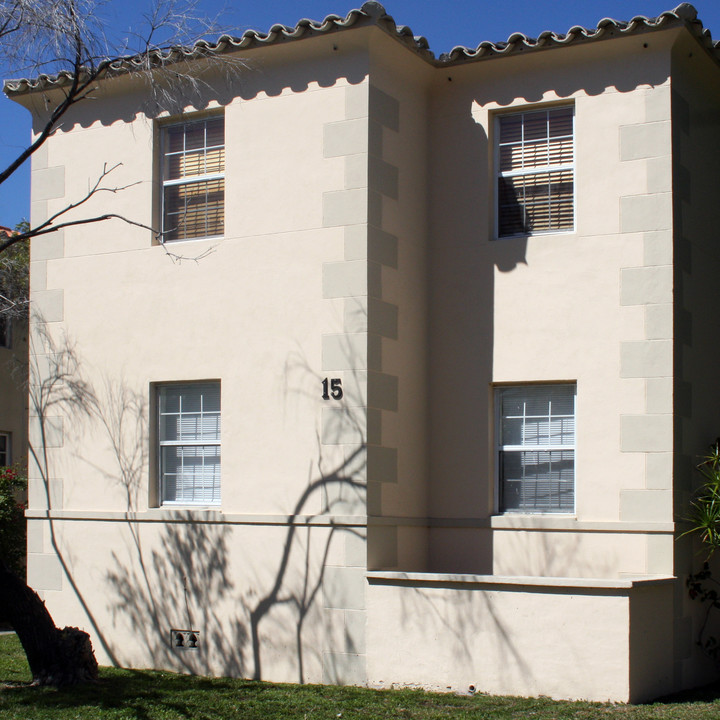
[14,15,720,701]
[362,34,432,572]
[426,33,678,580]
[668,31,720,693]
[24,34,377,685]
[367,573,674,703]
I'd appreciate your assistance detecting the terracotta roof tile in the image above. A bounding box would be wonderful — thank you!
[3,2,715,95]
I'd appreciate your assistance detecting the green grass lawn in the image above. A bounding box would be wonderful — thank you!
[2,634,720,720]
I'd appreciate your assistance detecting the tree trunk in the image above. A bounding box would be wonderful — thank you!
[0,559,98,686]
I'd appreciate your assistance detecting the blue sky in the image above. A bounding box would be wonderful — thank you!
[2,0,720,228]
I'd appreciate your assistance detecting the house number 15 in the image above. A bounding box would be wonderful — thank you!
[322,378,343,400]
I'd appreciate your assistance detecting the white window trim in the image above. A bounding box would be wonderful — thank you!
[157,382,221,507]
[494,105,576,240]
[160,116,225,243]
[494,383,576,515]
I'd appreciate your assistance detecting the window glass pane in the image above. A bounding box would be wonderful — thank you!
[205,117,225,146]
[167,125,185,153]
[549,107,573,137]
[184,123,205,151]
[164,179,224,241]
[497,107,573,237]
[159,382,221,505]
[499,114,522,143]
[523,111,548,141]
[499,144,522,172]
[498,177,526,237]
[162,117,224,241]
[522,140,549,169]
[498,384,575,513]
[501,417,523,446]
[161,445,221,504]
[501,450,574,512]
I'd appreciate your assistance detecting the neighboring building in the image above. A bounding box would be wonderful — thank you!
[5,1,720,702]
[0,226,28,472]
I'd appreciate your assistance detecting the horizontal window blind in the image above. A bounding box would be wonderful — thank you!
[159,383,221,505]
[497,107,574,238]
[162,116,224,242]
[497,384,576,514]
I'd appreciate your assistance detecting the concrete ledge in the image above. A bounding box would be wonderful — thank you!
[487,515,674,532]
[367,570,675,590]
[25,509,370,525]
[22,510,676,534]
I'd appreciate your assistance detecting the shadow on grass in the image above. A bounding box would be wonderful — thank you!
[651,681,720,704]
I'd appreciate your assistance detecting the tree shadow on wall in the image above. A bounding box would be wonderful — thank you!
[26,321,118,665]
[93,344,367,681]
[30,321,369,682]
[101,440,365,681]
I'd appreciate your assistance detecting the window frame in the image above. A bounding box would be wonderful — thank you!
[0,432,10,466]
[160,115,225,243]
[157,381,221,507]
[494,105,576,240]
[494,383,576,515]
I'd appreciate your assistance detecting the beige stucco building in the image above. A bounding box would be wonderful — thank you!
[6,1,720,702]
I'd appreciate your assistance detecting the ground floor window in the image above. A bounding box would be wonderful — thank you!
[158,382,221,505]
[496,383,575,513]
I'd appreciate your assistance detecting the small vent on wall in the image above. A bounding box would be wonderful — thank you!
[171,629,200,651]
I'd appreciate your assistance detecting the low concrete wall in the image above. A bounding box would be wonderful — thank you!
[366,571,675,702]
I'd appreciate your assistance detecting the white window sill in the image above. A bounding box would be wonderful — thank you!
[495,228,576,241]
[160,235,224,245]
[490,514,674,533]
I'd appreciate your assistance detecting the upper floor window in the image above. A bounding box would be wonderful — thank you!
[496,383,576,514]
[161,116,224,242]
[158,382,221,505]
[496,107,574,238]
[0,317,11,349]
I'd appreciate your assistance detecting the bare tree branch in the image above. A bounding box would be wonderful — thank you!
[1,0,243,201]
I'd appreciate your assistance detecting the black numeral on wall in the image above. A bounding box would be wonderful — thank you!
[322,378,343,400]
